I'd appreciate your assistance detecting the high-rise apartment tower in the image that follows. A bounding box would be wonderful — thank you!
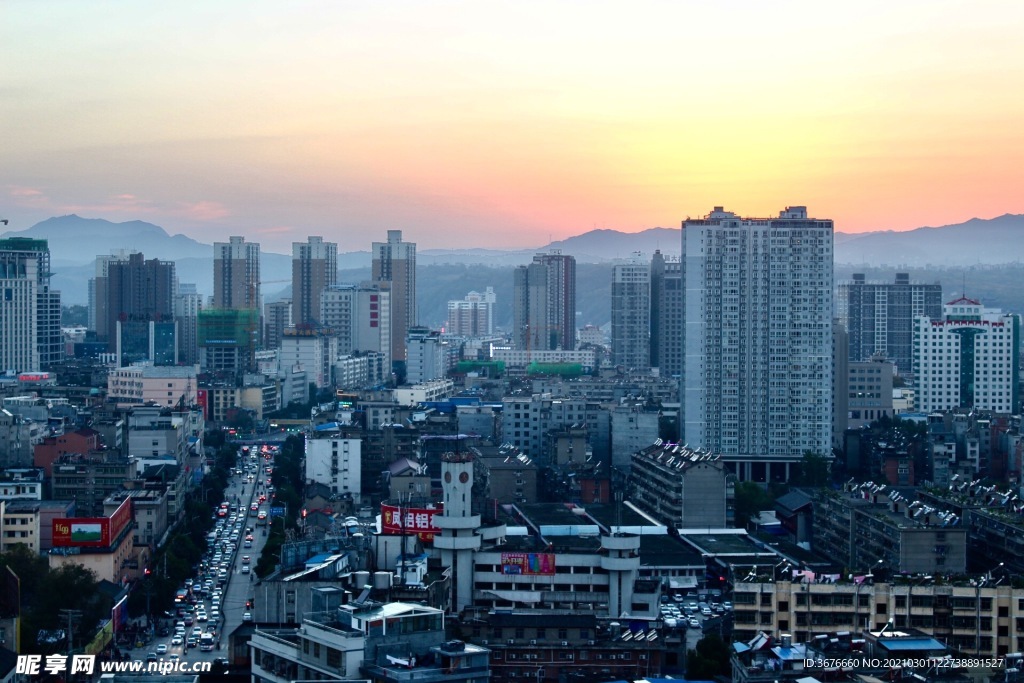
[837,273,942,379]
[611,258,650,369]
[681,206,833,481]
[372,230,416,367]
[213,236,261,310]
[291,237,337,327]
[513,252,576,351]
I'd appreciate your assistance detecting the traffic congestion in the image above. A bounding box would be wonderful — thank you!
[132,443,279,666]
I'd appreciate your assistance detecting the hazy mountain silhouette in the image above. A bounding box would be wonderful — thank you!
[14,212,1024,306]
[835,214,1024,266]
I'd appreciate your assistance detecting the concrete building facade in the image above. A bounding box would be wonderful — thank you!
[681,206,833,481]
[513,252,576,352]
[292,237,337,327]
[838,272,942,378]
[372,230,416,367]
[913,297,1020,413]
[611,259,650,370]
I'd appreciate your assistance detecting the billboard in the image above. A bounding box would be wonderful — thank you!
[501,552,556,575]
[52,498,133,548]
[380,504,443,542]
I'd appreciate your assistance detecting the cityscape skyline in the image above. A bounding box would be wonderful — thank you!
[5,1,1024,252]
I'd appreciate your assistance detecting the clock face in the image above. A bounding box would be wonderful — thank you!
[459,472,469,484]
[444,472,452,483]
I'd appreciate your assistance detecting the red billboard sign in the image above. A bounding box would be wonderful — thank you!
[501,552,556,575]
[52,498,133,548]
[381,504,443,542]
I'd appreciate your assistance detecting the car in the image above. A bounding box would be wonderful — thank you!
[211,610,221,622]
[156,644,168,655]
[242,555,251,563]
[242,612,252,622]
[701,607,712,617]
[722,601,733,611]
[146,653,159,663]
[672,594,683,602]
[192,626,203,636]
[171,635,183,646]
[241,565,251,574]
[169,654,180,662]
[245,534,254,541]
[244,540,253,548]
[183,615,194,626]
[196,611,208,622]
[187,637,198,648]
[689,618,701,629]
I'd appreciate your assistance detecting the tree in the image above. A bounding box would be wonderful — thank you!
[686,633,731,679]
[733,481,775,530]
[792,451,831,487]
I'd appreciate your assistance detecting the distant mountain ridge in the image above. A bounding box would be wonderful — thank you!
[6,212,1024,305]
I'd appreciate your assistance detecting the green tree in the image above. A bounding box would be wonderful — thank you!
[792,451,832,487]
[733,481,776,529]
[686,633,731,679]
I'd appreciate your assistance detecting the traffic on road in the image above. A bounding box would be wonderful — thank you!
[132,443,279,667]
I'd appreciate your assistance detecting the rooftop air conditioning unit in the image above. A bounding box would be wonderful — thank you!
[561,641,569,646]
[508,639,515,645]
[530,639,537,645]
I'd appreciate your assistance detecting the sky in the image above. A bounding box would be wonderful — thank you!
[3,0,1024,253]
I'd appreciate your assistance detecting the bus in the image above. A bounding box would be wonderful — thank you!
[199,633,215,652]
[256,510,268,526]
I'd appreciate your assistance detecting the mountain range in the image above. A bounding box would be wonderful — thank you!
[3,212,1024,308]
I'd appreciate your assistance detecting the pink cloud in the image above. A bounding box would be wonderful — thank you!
[255,225,294,235]
[9,186,45,198]
[179,200,230,221]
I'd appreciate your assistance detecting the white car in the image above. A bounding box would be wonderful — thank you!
[242,612,252,622]
[241,565,250,574]
[171,635,183,646]
[156,644,168,655]
[196,611,208,622]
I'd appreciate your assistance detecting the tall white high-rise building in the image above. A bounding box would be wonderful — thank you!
[320,283,392,370]
[0,248,39,372]
[611,258,650,369]
[0,238,62,371]
[682,206,833,481]
[446,287,495,336]
[913,297,1020,413]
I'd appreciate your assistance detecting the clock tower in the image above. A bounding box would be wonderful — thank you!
[433,451,481,613]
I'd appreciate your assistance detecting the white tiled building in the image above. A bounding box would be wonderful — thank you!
[681,206,833,481]
[305,433,362,502]
[913,296,1020,413]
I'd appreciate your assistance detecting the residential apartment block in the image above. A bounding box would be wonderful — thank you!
[681,206,833,481]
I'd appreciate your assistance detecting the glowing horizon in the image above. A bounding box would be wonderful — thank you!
[3,1,1023,252]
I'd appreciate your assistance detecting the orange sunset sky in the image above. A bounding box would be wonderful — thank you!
[3,1,1024,253]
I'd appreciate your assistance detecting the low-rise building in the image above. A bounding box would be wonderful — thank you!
[628,441,734,528]
[811,485,967,574]
[733,578,1024,659]
[107,365,198,407]
[104,487,168,548]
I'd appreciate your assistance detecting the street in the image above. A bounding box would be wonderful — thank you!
[128,448,273,666]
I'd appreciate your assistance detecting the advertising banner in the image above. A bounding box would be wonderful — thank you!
[52,498,133,548]
[501,552,556,575]
[380,503,443,542]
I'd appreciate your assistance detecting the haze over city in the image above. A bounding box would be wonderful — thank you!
[5,0,1024,252]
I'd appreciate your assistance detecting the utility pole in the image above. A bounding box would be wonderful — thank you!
[60,609,82,659]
